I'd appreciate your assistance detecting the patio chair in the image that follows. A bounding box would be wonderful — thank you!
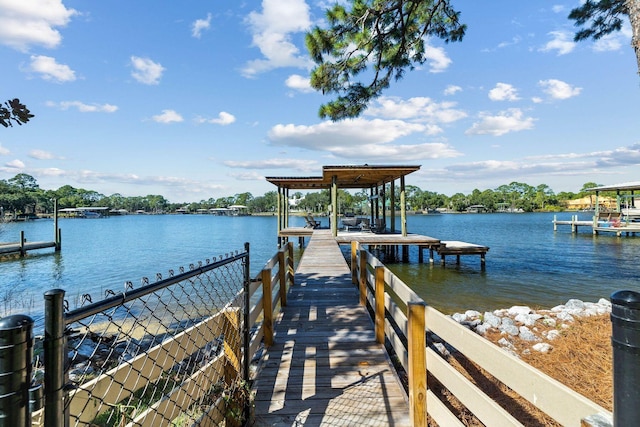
[360,218,371,232]
[305,214,321,229]
[372,219,386,233]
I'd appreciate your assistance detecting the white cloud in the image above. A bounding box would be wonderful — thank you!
[195,112,236,125]
[424,44,451,73]
[29,149,62,160]
[47,101,118,113]
[0,144,9,156]
[28,55,75,82]
[465,108,535,136]
[268,118,462,161]
[6,159,25,168]
[152,110,183,123]
[191,13,212,38]
[0,0,77,51]
[242,0,312,77]
[488,83,520,101]
[540,31,575,55]
[224,158,319,172]
[539,79,582,100]
[551,5,565,13]
[130,56,165,85]
[365,96,467,126]
[285,74,313,92]
[230,171,266,181]
[444,85,462,96]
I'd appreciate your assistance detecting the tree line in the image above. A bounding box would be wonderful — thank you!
[0,173,611,218]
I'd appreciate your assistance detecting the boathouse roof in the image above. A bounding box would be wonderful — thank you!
[265,164,420,190]
[587,181,640,192]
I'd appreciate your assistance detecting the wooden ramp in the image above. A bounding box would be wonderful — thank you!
[252,230,410,426]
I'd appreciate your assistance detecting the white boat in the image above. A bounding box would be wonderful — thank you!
[621,206,640,221]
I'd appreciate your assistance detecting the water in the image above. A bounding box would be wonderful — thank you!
[2,212,639,318]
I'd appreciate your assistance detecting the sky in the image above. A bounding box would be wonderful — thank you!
[1,0,640,203]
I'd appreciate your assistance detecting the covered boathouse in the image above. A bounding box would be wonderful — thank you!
[266,164,419,241]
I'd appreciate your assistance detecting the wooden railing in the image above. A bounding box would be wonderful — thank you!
[350,241,613,427]
[247,242,295,360]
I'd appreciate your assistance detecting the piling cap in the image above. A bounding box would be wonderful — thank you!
[611,290,640,309]
[0,314,33,331]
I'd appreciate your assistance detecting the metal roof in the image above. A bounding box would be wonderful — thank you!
[266,164,421,190]
[587,181,640,192]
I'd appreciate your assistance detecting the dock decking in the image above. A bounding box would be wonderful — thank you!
[252,230,410,426]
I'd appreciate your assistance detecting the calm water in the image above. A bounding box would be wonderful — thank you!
[2,212,639,319]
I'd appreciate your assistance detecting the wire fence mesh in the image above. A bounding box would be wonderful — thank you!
[33,247,250,427]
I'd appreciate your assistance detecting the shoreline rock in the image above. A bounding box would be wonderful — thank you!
[448,298,611,357]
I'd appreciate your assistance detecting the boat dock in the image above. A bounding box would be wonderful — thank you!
[252,230,410,426]
[553,214,640,236]
[0,230,61,257]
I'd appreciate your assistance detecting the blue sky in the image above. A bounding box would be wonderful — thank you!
[1,0,639,203]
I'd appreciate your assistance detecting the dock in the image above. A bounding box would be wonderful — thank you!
[553,214,640,236]
[0,230,60,257]
[280,226,489,267]
[252,230,410,426]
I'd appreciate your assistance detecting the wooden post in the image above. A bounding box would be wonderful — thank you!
[390,179,395,233]
[222,308,242,385]
[331,175,338,237]
[408,302,427,427]
[262,268,274,347]
[287,242,294,287]
[401,176,407,236]
[359,250,367,306]
[553,214,558,231]
[351,241,358,284]
[418,246,423,263]
[19,230,25,256]
[278,250,287,307]
[374,266,385,344]
[54,199,61,251]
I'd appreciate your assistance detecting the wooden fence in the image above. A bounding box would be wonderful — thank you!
[350,241,613,427]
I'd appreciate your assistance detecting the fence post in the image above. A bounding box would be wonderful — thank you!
[408,302,427,427]
[44,289,67,427]
[359,250,367,306]
[287,242,294,287]
[374,266,385,345]
[351,241,358,284]
[19,231,25,257]
[262,268,274,347]
[0,314,34,427]
[242,242,250,383]
[278,249,287,307]
[611,290,640,426]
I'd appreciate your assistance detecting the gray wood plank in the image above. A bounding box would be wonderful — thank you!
[252,230,410,426]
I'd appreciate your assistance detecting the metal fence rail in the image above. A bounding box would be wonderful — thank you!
[28,244,251,427]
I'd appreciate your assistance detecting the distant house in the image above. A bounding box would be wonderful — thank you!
[466,205,487,213]
[564,196,616,211]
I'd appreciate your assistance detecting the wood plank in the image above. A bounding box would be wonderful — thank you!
[252,230,409,426]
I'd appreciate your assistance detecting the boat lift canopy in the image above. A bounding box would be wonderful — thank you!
[266,164,420,239]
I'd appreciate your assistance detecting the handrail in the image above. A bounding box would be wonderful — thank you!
[350,241,612,427]
[247,242,294,360]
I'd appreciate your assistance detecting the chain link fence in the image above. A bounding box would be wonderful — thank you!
[24,244,252,427]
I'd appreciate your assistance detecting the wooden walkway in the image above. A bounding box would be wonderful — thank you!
[252,230,410,426]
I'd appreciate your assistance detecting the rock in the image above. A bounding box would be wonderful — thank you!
[556,311,575,322]
[508,306,532,316]
[452,312,467,323]
[565,299,585,310]
[465,310,481,319]
[545,330,561,340]
[475,323,492,335]
[515,313,543,326]
[541,317,557,327]
[500,324,519,336]
[533,343,553,353]
[519,326,540,342]
[483,312,502,328]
